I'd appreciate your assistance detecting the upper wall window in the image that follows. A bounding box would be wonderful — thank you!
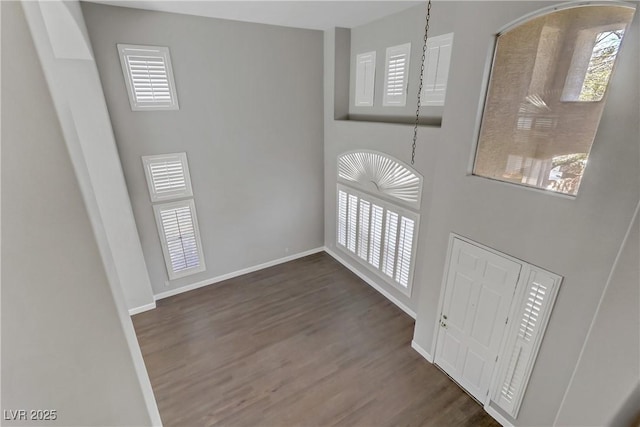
[473,5,635,196]
[383,43,411,107]
[118,44,179,111]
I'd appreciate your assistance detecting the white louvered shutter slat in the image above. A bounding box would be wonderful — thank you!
[355,51,376,107]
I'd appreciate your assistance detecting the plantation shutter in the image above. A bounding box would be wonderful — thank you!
[142,153,193,202]
[118,44,179,111]
[337,190,348,246]
[383,43,411,107]
[347,194,359,253]
[154,200,205,280]
[369,204,384,269]
[494,268,561,417]
[358,200,371,260]
[395,217,415,287]
[421,33,454,106]
[355,51,376,106]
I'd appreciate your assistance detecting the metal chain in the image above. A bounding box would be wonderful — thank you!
[412,0,432,165]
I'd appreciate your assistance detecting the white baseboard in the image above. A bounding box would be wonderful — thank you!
[485,404,514,427]
[154,247,325,301]
[128,302,156,316]
[411,340,434,363]
[324,247,416,319]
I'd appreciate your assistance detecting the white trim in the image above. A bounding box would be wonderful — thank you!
[154,247,325,300]
[554,199,640,426]
[128,302,157,316]
[420,32,454,106]
[485,404,515,427]
[324,246,416,319]
[382,42,411,107]
[411,340,434,363]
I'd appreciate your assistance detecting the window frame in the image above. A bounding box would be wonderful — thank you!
[467,1,635,198]
[382,42,412,107]
[336,183,420,297]
[354,51,377,107]
[153,199,206,280]
[142,152,193,202]
[118,44,180,111]
[420,32,454,107]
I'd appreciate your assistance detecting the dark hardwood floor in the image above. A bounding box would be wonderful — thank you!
[133,252,499,427]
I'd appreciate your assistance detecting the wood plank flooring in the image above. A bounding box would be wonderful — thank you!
[133,252,499,427]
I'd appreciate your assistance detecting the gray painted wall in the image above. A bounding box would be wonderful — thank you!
[1,2,152,425]
[556,203,639,426]
[325,2,639,425]
[81,3,324,295]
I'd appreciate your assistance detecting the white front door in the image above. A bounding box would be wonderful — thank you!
[435,238,521,402]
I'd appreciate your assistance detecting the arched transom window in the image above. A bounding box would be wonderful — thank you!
[336,151,423,295]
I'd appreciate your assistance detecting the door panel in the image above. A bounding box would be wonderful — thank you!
[435,238,521,402]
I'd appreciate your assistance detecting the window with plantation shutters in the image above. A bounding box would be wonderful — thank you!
[421,33,454,106]
[142,152,193,202]
[355,51,376,106]
[336,184,419,296]
[118,44,179,111]
[492,267,561,417]
[153,199,205,280]
[336,152,422,295]
[338,151,422,209]
[383,43,411,107]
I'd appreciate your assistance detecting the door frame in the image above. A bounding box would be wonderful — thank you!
[429,233,531,408]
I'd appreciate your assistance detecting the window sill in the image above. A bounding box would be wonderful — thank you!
[335,114,442,127]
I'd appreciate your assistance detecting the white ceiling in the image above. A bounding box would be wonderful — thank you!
[84,1,424,30]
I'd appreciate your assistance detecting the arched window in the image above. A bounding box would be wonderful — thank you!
[336,151,422,295]
[473,3,635,196]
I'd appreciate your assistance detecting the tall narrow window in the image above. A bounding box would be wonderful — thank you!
[421,33,454,106]
[336,151,422,296]
[355,51,376,106]
[473,5,634,196]
[143,151,205,280]
[154,200,206,280]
